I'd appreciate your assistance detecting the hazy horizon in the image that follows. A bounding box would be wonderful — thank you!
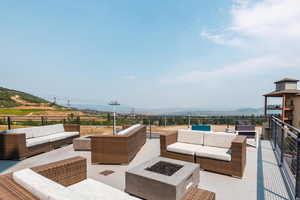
[1,0,300,109]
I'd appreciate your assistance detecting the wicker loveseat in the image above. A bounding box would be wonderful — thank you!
[91,124,146,164]
[0,124,80,160]
[160,129,247,178]
[0,156,140,200]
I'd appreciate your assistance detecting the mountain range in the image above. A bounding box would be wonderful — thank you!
[71,104,263,116]
[0,86,263,116]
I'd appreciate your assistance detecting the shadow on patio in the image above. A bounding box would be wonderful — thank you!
[257,140,290,200]
[0,160,19,174]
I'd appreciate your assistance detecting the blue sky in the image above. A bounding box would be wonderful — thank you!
[1,0,300,109]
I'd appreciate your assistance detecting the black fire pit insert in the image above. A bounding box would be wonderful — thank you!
[145,161,183,176]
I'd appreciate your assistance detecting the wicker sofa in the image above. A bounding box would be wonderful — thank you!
[160,129,247,178]
[0,124,80,160]
[0,156,141,200]
[91,124,146,164]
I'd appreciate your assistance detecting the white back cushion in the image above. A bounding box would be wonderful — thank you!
[6,128,35,139]
[13,169,66,200]
[6,124,65,139]
[117,124,141,136]
[177,129,205,145]
[13,168,87,200]
[204,132,236,148]
[32,124,65,138]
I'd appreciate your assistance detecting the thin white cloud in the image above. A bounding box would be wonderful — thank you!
[161,55,300,84]
[158,0,300,109]
[202,0,300,45]
[232,0,251,6]
[231,0,300,40]
[179,0,300,84]
[200,30,245,47]
[123,75,137,80]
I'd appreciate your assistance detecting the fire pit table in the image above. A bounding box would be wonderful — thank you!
[125,157,200,200]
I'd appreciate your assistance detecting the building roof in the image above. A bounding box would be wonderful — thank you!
[274,78,299,84]
[264,89,300,97]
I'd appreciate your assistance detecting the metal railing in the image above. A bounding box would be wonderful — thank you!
[0,115,265,128]
[267,104,282,110]
[270,116,300,199]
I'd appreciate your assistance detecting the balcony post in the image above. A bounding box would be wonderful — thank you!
[274,119,277,150]
[280,121,284,167]
[295,131,300,199]
[271,118,275,150]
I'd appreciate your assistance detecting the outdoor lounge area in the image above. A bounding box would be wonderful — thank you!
[0,124,292,200]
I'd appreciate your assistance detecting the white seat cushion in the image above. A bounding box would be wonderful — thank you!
[48,188,89,200]
[26,132,79,147]
[167,142,201,155]
[43,133,70,142]
[26,137,51,147]
[204,132,236,149]
[13,169,66,200]
[47,132,79,142]
[68,178,139,200]
[195,146,231,161]
[177,129,205,145]
[62,131,80,137]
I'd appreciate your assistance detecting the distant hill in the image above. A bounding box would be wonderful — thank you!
[72,104,263,116]
[0,87,50,108]
[168,108,263,116]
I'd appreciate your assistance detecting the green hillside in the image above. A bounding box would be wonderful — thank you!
[0,87,49,108]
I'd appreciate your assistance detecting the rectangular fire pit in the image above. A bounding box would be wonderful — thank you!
[145,161,183,176]
[125,157,200,200]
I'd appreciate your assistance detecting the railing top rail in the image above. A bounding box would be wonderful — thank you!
[272,116,300,134]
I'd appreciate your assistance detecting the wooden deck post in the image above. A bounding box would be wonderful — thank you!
[148,118,152,139]
[41,116,45,125]
[7,116,12,130]
[264,96,268,116]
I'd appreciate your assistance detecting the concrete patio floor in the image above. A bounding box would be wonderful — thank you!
[0,138,291,200]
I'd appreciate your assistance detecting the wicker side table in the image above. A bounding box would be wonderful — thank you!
[73,135,93,151]
[181,187,215,200]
